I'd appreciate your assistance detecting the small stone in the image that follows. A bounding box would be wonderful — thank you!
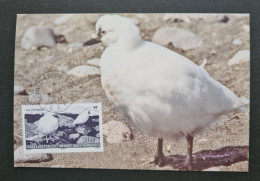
[242,25,250,32]
[166,144,171,153]
[50,165,65,168]
[152,27,203,51]
[228,50,250,65]
[210,50,216,55]
[163,14,191,23]
[14,146,53,163]
[68,133,80,140]
[220,16,229,23]
[21,26,57,49]
[87,58,100,67]
[14,85,27,95]
[67,65,100,77]
[202,167,220,171]
[197,138,208,143]
[232,39,242,45]
[54,14,73,25]
[103,120,133,144]
[43,55,55,61]
[57,65,70,72]
[29,93,52,103]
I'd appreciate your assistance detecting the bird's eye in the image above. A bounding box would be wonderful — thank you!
[101,30,106,35]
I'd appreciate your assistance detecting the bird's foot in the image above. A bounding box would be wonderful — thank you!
[48,135,56,143]
[154,153,167,167]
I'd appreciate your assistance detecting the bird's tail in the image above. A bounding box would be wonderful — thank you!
[238,97,249,113]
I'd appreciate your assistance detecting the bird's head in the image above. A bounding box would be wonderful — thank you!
[83,15,141,47]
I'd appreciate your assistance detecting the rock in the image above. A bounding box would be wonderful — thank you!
[29,93,53,103]
[14,85,27,95]
[54,14,73,25]
[77,136,100,144]
[50,165,66,168]
[103,121,133,144]
[57,114,75,128]
[75,125,92,135]
[163,14,228,23]
[197,138,208,143]
[87,58,100,67]
[232,39,242,45]
[68,133,80,140]
[57,65,70,72]
[43,55,55,61]
[152,27,203,51]
[202,167,220,171]
[163,14,191,23]
[21,26,57,49]
[242,24,250,32]
[220,16,229,23]
[14,146,53,163]
[67,65,100,77]
[228,50,250,65]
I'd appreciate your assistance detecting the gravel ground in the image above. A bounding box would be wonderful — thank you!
[14,14,249,171]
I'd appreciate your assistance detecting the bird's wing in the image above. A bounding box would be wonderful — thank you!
[73,111,89,124]
[115,41,243,118]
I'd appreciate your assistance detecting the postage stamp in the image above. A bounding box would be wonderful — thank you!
[22,103,103,153]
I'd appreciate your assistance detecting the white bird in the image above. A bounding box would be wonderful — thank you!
[38,112,59,143]
[83,15,248,169]
[72,110,90,126]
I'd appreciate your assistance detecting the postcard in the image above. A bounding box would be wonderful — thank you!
[14,13,249,171]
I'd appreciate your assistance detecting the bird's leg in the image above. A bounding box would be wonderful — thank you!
[49,135,55,143]
[154,138,167,166]
[45,135,49,144]
[185,134,194,170]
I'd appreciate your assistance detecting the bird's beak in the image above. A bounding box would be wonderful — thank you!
[83,33,101,46]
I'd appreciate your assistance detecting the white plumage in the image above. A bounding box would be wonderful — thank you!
[72,110,90,125]
[83,15,248,168]
[38,112,59,143]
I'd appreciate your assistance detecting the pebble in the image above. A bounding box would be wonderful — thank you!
[163,14,227,23]
[228,50,250,65]
[103,120,133,144]
[29,93,52,103]
[54,14,73,25]
[197,138,208,143]
[67,65,101,77]
[202,167,220,171]
[152,27,203,51]
[87,58,100,67]
[43,55,55,61]
[163,14,191,23]
[21,26,57,49]
[14,146,53,163]
[57,65,70,72]
[232,39,242,45]
[14,85,27,95]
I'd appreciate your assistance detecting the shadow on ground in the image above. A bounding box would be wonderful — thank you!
[163,146,248,170]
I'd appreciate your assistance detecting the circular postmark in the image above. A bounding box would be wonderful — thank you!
[34,71,75,112]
